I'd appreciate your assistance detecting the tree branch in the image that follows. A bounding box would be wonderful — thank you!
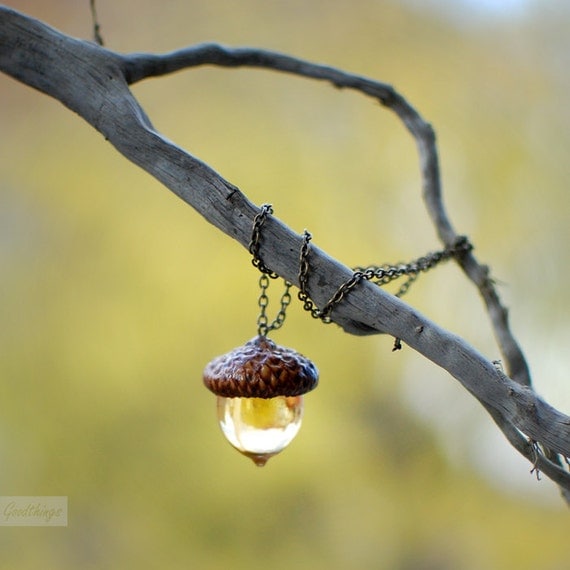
[1,6,568,498]
[122,43,531,388]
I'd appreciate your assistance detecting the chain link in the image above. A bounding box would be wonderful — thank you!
[250,203,473,330]
[256,273,292,336]
[249,204,278,278]
[297,231,325,320]
[250,204,293,336]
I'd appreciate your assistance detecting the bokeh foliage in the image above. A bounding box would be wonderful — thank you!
[1,1,569,568]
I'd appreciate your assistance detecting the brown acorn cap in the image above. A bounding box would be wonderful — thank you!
[203,336,319,398]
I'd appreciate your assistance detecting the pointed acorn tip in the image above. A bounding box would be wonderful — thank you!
[245,452,272,467]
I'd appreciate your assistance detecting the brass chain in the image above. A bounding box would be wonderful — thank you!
[249,204,292,336]
[297,230,322,318]
[298,234,472,322]
[249,204,278,278]
[256,273,292,337]
[250,203,473,331]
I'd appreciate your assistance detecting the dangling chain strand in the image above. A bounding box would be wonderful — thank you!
[256,273,292,337]
[249,203,473,329]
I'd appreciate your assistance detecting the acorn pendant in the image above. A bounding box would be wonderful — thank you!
[203,336,318,466]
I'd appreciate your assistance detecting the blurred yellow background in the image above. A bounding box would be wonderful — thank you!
[1,0,569,568]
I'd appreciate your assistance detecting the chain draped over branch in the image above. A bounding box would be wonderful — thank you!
[1,6,570,500]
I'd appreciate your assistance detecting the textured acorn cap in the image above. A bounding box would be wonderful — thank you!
[203,336,319,398]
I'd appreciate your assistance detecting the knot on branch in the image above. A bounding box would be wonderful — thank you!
[449,235,473,258]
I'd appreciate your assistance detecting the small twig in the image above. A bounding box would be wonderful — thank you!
[530,440,543,480]
[89,0,104,46]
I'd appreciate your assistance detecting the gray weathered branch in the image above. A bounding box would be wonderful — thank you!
[1,6,569,498]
